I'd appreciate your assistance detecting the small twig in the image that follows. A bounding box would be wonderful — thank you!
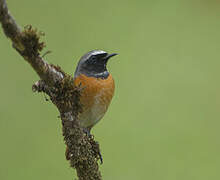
[42,50,52,58]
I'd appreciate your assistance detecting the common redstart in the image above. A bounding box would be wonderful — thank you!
[66,50,117,161]
[74,50,117,132]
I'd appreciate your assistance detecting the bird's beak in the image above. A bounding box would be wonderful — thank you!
[105,53,118,60]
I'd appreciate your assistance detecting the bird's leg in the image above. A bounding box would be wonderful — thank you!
[97,143,103,164]
[83,128,92,137]
[83,127,103,164]
[93,141,103,164]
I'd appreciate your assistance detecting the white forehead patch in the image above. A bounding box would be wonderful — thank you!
[79,50,108,63]
[90,50,106,56]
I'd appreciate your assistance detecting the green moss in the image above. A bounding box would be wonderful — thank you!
[20,25,45,57]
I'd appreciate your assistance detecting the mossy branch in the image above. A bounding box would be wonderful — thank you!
[0,0,102,179]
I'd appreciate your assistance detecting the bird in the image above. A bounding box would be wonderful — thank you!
[74,50,117,132]
[65,50,117,161]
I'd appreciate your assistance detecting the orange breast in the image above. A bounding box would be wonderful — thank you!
[74,74,115,128]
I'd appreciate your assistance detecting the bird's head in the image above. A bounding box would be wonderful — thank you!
[74,50,117,79]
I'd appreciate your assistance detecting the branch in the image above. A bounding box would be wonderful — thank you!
[0,0,63,84]
[0,0,102,179]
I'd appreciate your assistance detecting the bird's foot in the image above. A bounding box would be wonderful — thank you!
[98,149,103,164]
[83,128,103,164]
[91,140,103,164]
[83,128,92,137]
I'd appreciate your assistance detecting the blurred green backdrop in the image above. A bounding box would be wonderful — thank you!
[1,0,220,179]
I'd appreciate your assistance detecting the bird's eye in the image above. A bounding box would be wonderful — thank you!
[88,56,97,64]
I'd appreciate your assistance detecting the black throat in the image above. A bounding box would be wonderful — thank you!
[86,71,109,79]
[82,70,109,79]
[76,70,109,79]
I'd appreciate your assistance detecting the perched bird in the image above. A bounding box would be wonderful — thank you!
[66,50,117,161]
[74,50,117,132]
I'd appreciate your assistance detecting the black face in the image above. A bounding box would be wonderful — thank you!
[74,50,117,79]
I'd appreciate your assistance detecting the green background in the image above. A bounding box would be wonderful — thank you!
[1,0,220,179]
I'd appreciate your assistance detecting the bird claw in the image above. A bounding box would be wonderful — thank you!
[83,129,103,164]
[83,128,92,137]
[98,151,103,164]
[92,141,103,164]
